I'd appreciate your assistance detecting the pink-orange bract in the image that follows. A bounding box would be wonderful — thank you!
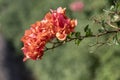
[21,7,77,61]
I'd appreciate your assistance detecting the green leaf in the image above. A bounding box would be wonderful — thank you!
[85,28,93,37]
[67,32,75,38]
[98,20,106,32]
[98,29,104,33]
[115,1,120,11]
[75,39,81,46]
[84,24,93,36]
[86,29,93,36]
[84,24,89,32]
[113,34,120,45]
[75,32,81,38]
[101,20,106,29]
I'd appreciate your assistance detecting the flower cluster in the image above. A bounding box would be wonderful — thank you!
[21,7,77,61]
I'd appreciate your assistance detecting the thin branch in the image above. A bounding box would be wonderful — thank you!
[44,28,120,52]
[44,41,64,52]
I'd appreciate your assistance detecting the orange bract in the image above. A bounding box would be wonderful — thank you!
[21,7,77,61]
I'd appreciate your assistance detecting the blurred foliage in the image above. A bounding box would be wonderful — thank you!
[0,0,120,80]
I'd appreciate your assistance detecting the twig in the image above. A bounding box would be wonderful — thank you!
[44,29,120,52]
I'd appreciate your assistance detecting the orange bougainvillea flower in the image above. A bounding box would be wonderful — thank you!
[21,7,77,61]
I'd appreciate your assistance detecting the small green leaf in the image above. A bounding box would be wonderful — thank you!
[84,24,93,36]
[86,28,93,37]
[84,24,89,32]
[110,5,115,10]
[67,32,75,38]
[98,29,103,33]
[98,28,105,33]
[113,34,120,45]
[75,39,81,46]
[115,1,120,11]
[75,32,81,38]
[101,20,106,28]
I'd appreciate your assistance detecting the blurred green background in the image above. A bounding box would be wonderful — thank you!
[0,0,120,80]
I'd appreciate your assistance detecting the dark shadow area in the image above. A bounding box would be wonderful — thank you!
[0,34,35,80]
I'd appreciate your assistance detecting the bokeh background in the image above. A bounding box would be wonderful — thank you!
[0,0,120,80]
